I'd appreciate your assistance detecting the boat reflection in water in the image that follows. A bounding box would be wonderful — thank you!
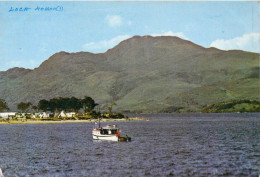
[92,123,131,142]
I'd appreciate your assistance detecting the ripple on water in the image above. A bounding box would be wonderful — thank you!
[0,113,259,176]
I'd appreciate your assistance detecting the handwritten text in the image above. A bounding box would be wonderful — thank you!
[9,6,63,12]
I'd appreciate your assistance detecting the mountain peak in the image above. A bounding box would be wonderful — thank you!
[108,35,206,53]
[0,35,258,112]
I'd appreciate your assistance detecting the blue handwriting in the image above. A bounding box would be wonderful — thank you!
[9,6,63,12]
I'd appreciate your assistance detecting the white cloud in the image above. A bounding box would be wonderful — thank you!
[151,31,189,40]
[83,35,131,53]
[210,33,260,53]
[106,15,122,27]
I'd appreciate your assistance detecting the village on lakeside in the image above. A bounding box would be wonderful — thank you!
[0,96,146,124]
[1,95,258,124]
[0,109,145,124]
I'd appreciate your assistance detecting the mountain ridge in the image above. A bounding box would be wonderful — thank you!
[0,36,259,112]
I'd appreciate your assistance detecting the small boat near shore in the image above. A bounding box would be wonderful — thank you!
[92,123,131,142]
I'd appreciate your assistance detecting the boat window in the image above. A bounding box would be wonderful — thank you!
[100,129,117,135]
[111,129,117,134]
[101,129,108,134]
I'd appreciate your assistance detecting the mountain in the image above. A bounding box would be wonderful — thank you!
[0,35,259,112]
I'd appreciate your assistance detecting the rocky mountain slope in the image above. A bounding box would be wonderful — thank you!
[0,36,259,112]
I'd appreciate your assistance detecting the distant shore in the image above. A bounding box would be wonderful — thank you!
[0,117,146,125]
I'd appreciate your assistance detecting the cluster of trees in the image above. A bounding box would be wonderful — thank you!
[0,96,98,113]
[37,96,98,113]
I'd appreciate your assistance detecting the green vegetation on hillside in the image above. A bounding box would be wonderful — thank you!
[0,98,9,112]
[0,36,259,113]
[201,100,260,113]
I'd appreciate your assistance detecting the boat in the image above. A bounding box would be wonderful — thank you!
[0,167,4,177]
[92,121,131,142]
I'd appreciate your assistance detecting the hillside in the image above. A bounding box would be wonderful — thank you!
[0,35,259,112]
[201,100,260,113]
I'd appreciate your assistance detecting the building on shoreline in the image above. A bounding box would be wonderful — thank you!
[58,111,76,118]
[0,112,17,119]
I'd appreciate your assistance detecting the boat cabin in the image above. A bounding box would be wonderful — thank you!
[100,125,119,135]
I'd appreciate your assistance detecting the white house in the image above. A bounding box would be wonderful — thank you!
[66,112,76,117]
[0,112,16,119]
[58,111,76,118]
[58,111,67,118]
[39,112,49,118]
[30,112,50,119]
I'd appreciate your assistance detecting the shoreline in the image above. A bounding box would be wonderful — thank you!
[0,117,146,125]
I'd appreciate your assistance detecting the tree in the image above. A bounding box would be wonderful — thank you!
[0,99,9,112]
[17,102,32,112]
[68,97,82,112]
[49,98,60,112]
[103,101,116,114]
[81,96,98,112]
[38,99,50,112]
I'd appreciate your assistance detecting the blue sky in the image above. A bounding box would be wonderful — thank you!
[0,1,259,71]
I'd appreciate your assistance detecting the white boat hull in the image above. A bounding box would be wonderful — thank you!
[93,134,119,141]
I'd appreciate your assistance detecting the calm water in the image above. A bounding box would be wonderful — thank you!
[0,113,259,177]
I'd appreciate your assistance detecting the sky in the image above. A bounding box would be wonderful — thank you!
[0,1,259,71]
